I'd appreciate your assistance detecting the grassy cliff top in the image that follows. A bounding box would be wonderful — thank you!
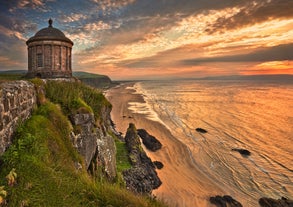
[73,71,108,79]
[0,71,114,89]
[0,70,110,80]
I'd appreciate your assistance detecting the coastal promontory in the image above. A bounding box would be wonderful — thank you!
[0,76,166,207]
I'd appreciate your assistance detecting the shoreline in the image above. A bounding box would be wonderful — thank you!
[105,82,224,207]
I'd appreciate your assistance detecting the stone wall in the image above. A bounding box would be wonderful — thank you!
[0,80,37,154]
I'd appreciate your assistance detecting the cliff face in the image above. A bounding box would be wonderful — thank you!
[95,124,117,179]
[0,81,37,154]
[70,113,97,169]
[70,111,117,179]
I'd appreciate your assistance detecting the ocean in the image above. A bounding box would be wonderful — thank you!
[126,78,293,206]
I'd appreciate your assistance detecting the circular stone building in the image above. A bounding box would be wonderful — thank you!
[26,19,73,78]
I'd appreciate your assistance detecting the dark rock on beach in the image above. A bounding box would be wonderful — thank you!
[210,195,243,207]
[259,197,293,207]
[123,166,161,194]
[153,161,164,169]
[232,148,251,156]
[196,128,208,133]
[123,123,162,194]
[137,129,162,151]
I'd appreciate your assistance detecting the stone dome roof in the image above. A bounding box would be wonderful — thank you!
[26,19,73,45]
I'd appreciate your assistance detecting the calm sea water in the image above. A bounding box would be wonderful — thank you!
[128,78,293,206]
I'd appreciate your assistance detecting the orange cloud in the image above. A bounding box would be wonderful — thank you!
[242,61,293,75]
[91,0,136,10]
[0,25,26,41]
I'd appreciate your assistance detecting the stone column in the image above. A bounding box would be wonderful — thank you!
[59,45,62,71]
[28,47,32,72]
[69,48,72,71]
[32,46,36,71]
[52,44,55,71]
[66,46,68,71]
[42,44,44,69]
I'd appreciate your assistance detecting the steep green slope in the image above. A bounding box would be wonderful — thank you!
[73,71,106,79]
[73,71,114,89]
[0,80,165,207]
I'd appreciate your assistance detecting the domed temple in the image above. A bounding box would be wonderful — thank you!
[26,19,73,78]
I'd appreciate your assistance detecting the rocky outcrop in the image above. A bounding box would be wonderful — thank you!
[95,125,116,179]
[123,123,162,194]
[0,81,37,154]
[70,113,98,169]
[137,129,162,152]
[210,195,243,207]
[259,197,293,207]
[70,112,117,179]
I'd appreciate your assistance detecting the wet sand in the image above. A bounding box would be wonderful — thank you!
[105,82,224,207]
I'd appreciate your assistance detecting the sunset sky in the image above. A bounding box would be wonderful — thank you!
[0,0,293,80]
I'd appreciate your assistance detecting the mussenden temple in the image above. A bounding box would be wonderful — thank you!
[26,19,73,78]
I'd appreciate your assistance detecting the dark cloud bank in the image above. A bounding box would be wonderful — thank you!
[182,43,293,65]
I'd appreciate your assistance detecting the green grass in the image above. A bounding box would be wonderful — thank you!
[73,71,106,79]
[0,80,166,207]
[0,74,24,84]
[115,140,132,173]
[0,102,89,206]
[44,80,111,121]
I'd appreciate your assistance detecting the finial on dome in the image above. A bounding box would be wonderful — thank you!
[48,18,53,27]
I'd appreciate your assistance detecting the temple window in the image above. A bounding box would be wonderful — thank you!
[37,53,43,67]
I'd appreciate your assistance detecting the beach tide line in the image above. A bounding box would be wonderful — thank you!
[128,101,166,125]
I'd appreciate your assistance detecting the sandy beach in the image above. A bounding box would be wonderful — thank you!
[106,82,224,207]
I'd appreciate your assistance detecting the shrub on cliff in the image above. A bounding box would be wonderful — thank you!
[44,81,111,121]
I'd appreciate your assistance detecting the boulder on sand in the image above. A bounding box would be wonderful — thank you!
[210,195,243,207]
[196,128,208,133]
[259,197,293,207]
[137,129,162,152]
[153,161,164,169]
[232,148,251,156]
